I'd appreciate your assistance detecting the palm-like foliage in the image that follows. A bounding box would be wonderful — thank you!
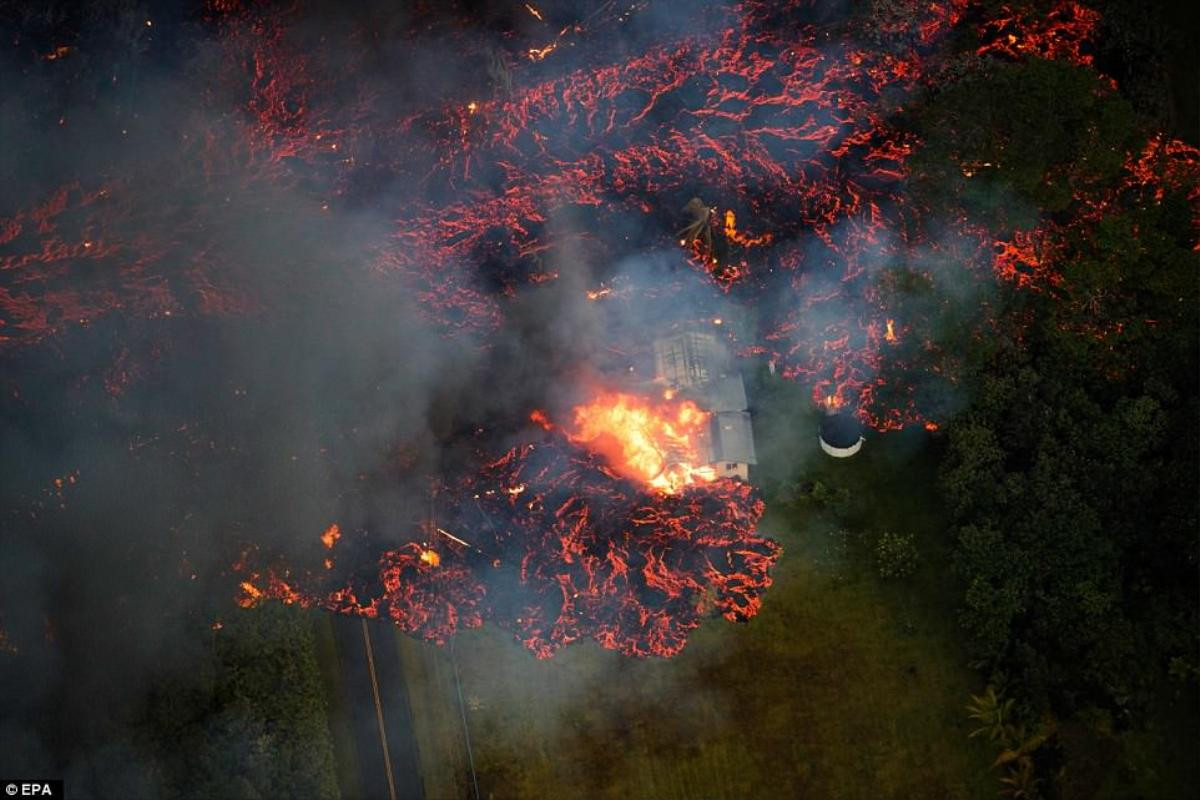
[992,719,1055,769]
[966,685,1016,743]
[679,198,716,257]
[998,757,1041,799]
[966,686,1057,800]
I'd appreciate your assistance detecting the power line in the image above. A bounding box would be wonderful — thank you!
[450,640,481,800]
[433,483,481,800]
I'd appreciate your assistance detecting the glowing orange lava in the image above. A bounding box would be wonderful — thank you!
[237,580,263,608]
[320,522,341,549]
[566,391,716,493]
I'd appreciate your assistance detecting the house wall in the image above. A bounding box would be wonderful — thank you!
[712,461,750,481]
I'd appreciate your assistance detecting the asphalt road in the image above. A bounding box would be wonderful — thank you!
[331,615,424,800]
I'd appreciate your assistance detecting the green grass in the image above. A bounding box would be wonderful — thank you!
[393,630,473,799]
[398,369,996,799]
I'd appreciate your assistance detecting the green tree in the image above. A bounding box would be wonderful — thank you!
[139,605,340,799]
[907,58,1139,228]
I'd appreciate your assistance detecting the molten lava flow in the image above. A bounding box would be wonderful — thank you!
[8,0,1196,660]
[237,542,485,643]
[233,428,779,659]
[565,391,716,493]
[977,1,1103,69]
[455,433,779,658]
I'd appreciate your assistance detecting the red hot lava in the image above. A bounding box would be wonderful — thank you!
[6,0,1199,657]
[238,394,778,658]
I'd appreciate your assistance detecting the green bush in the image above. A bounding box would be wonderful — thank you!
[784,480,850,512]
[874,531,919,579]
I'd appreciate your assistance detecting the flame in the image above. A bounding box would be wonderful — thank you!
[524,3,543,20]
[885,319,896,343]
[419,549,441,567]
[528,42,557,61]
[320,523,341,549]
[566,390,716,493]
[238,580,264,608]
[722,210,773,247]
[530,408,553,430]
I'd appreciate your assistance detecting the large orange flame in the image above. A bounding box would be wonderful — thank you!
[565,391,716,493]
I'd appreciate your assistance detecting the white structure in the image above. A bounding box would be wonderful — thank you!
[653,331,756,480]
[818,412,865,458]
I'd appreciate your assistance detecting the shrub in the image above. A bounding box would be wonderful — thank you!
[875,531,919,579]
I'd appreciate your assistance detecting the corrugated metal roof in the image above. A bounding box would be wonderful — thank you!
[653,331,729,387]
[654,330,756,468]
[694,374,747,412]
[709,411,757,465]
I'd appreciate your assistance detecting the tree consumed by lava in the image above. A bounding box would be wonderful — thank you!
[239,394,779,659]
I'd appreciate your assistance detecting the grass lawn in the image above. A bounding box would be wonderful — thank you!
[394,630,475,800]
[400,368,997,799]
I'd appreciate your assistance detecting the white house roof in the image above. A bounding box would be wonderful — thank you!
[709,411,757,465]
[653,329,756,468]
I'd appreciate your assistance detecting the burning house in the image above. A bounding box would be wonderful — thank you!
[653,332,756,480]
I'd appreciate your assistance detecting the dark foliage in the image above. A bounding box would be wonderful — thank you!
[138,606,339,800]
